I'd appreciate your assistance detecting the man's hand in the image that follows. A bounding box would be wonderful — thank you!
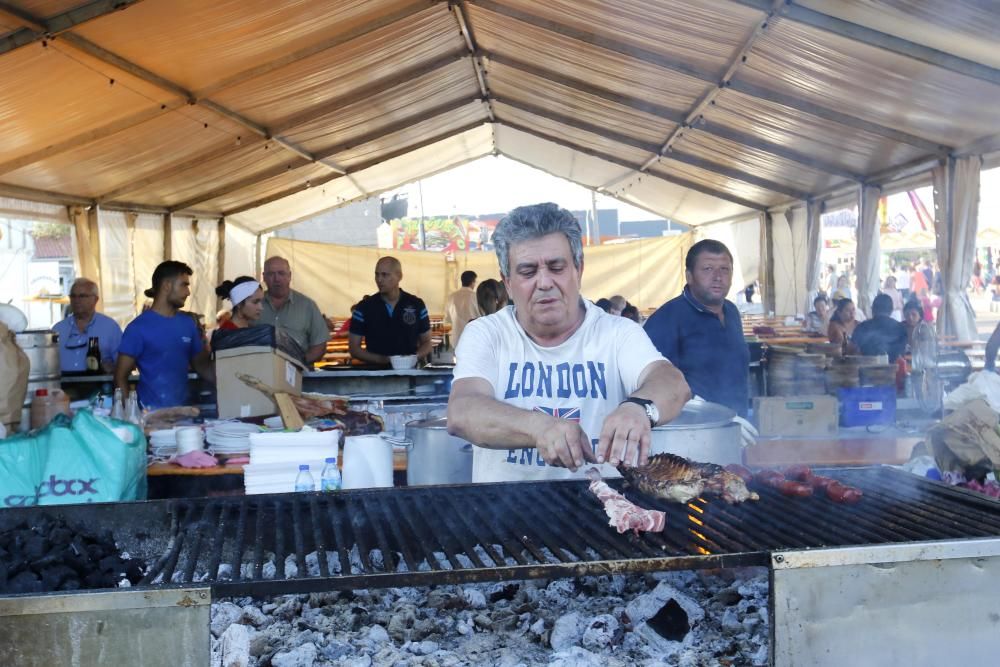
[534,417,596,471]
[597,401,652,467]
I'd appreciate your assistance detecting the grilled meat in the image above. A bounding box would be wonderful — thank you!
[618,453,759,504]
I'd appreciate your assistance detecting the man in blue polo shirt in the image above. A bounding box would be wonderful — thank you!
[52,278,122,373]
[349,256,432,365]
[114,260,214,409]
[644,240,750,417]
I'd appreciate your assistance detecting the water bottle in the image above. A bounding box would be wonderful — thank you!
[320,457,341,492]
[294,464,315,492]
[111,388,125,421]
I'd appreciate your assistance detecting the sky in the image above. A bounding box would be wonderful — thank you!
[383,155,662,221]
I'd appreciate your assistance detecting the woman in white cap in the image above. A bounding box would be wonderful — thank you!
[215,276,264,330]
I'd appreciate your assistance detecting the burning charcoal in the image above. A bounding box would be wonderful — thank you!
[712,588,744,607]
[211,601,244,638]
[581,614,619,650]
[550,612,583,650]
[270,642,317,667]
[98,555,124,575]
[647,598,690,641]
[487,582,520,603]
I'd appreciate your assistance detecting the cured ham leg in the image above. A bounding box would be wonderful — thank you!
[586,469,666,535]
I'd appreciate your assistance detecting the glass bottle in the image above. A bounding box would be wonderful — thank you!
[125,391,142,426]
[85,337,101,374]
[111,388,125,421]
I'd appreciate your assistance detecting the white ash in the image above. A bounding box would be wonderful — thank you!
[211,566,770,666]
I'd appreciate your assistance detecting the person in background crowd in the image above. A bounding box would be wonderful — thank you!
[910,262,929,297]
[349,256,432,365]
[881,275,904,321]
[852,294,907,362]
[644,239,750,417]
[903,300,929,351]
[917,287,939,323]
[115,261,214,409]
[214,276,264,330]
[476,279,509,316]
[594,297,612,313]
[258,256,329,365]
[921,259,933,291]
[743,283,755,304]
[828,298,859,354]
[804,295,830,334]
[443,270,481,346]
[447,202,689,481]
[931,260,943,295]
[991,275,1000,312]
[825,264,839,297]
[621,303,641,323]
[52,277,122,374]
[896,264,911,301]
[983,320,1000,373]
[832,274,853,302]
[608,295,627,316]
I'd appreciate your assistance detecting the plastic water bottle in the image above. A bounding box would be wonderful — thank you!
[320,457,341,492]
[294,464,315,492]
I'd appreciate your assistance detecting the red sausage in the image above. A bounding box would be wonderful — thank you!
[783,464,813,482]
[724,464,753,484]
[808,475,837,491]
[754,470,786,488]
[778,480,814,497]
[826,482,863,504]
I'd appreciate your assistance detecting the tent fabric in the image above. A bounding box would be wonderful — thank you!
[804,200,823,310]
[693,216,761,300]
[856,185,882,318]
[934,156,981,341]
[0,0,997,235]
[265,234,690,318]
[773,207,808,317]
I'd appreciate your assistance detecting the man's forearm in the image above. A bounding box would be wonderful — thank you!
[305,343,326,364]
[416,336,433,359]
[630,361,691,425]
[447,393,550,449]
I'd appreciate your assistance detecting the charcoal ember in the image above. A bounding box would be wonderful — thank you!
[487,582,520,603]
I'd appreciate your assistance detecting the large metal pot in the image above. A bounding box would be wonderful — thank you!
[14,330,61,430]
[651,400,742,465]
[403,417,474,486]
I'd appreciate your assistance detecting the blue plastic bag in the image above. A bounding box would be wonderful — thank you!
[0,409,147,507]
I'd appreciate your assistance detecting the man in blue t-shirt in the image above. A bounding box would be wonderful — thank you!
[643,240,750,417]
[115,261,214,409]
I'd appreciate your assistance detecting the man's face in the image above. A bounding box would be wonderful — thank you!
[815,300,828,317]
[263,261,291,296]
[375,261,401,295]
[686,251,733,307]
[166,275,191,309]
[503,233,582,334]
[69,286,98,318]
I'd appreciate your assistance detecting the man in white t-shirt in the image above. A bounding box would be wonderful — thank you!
[447,203,691,483]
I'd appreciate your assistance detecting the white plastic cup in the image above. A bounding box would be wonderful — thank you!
[175,426,204,455]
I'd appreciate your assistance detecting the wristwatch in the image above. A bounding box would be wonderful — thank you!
[621,397,659,427]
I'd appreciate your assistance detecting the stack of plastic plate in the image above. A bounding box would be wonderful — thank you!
[149,429,178,459]
[206,421,260,455]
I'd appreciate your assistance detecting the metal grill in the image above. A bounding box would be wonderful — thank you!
[5,466,1000,598]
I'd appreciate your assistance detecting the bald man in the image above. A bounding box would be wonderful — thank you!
[349,256,432,365]
[52,278,122,373]
[258,256,329,365]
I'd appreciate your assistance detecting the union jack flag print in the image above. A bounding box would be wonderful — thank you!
[533,406,581,422]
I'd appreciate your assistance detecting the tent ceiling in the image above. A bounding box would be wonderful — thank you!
[0,0,998,234]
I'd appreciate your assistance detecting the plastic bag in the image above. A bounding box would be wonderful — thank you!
[0,321,29,429]
[0,409,147,507]
[211,324,304,362]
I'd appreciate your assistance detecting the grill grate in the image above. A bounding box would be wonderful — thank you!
[5,466,1000,598]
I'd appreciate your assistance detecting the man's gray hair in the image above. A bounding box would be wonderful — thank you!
[493,203,584,278]
[71,277,99,297]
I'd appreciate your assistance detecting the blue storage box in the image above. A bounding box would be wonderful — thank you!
[838,386,896,427]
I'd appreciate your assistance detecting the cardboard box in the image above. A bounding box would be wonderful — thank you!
[753,395,839,437]
[838,386,896,427]
[215,346,304,419]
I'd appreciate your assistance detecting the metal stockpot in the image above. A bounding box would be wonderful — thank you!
[650,400,742,465]
[402,417,474,486]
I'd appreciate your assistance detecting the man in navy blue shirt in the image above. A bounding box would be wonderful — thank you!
[644,240,750,417]
[349,256,432,365]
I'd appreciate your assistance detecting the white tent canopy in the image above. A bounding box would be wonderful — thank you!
[1,0,999,324]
